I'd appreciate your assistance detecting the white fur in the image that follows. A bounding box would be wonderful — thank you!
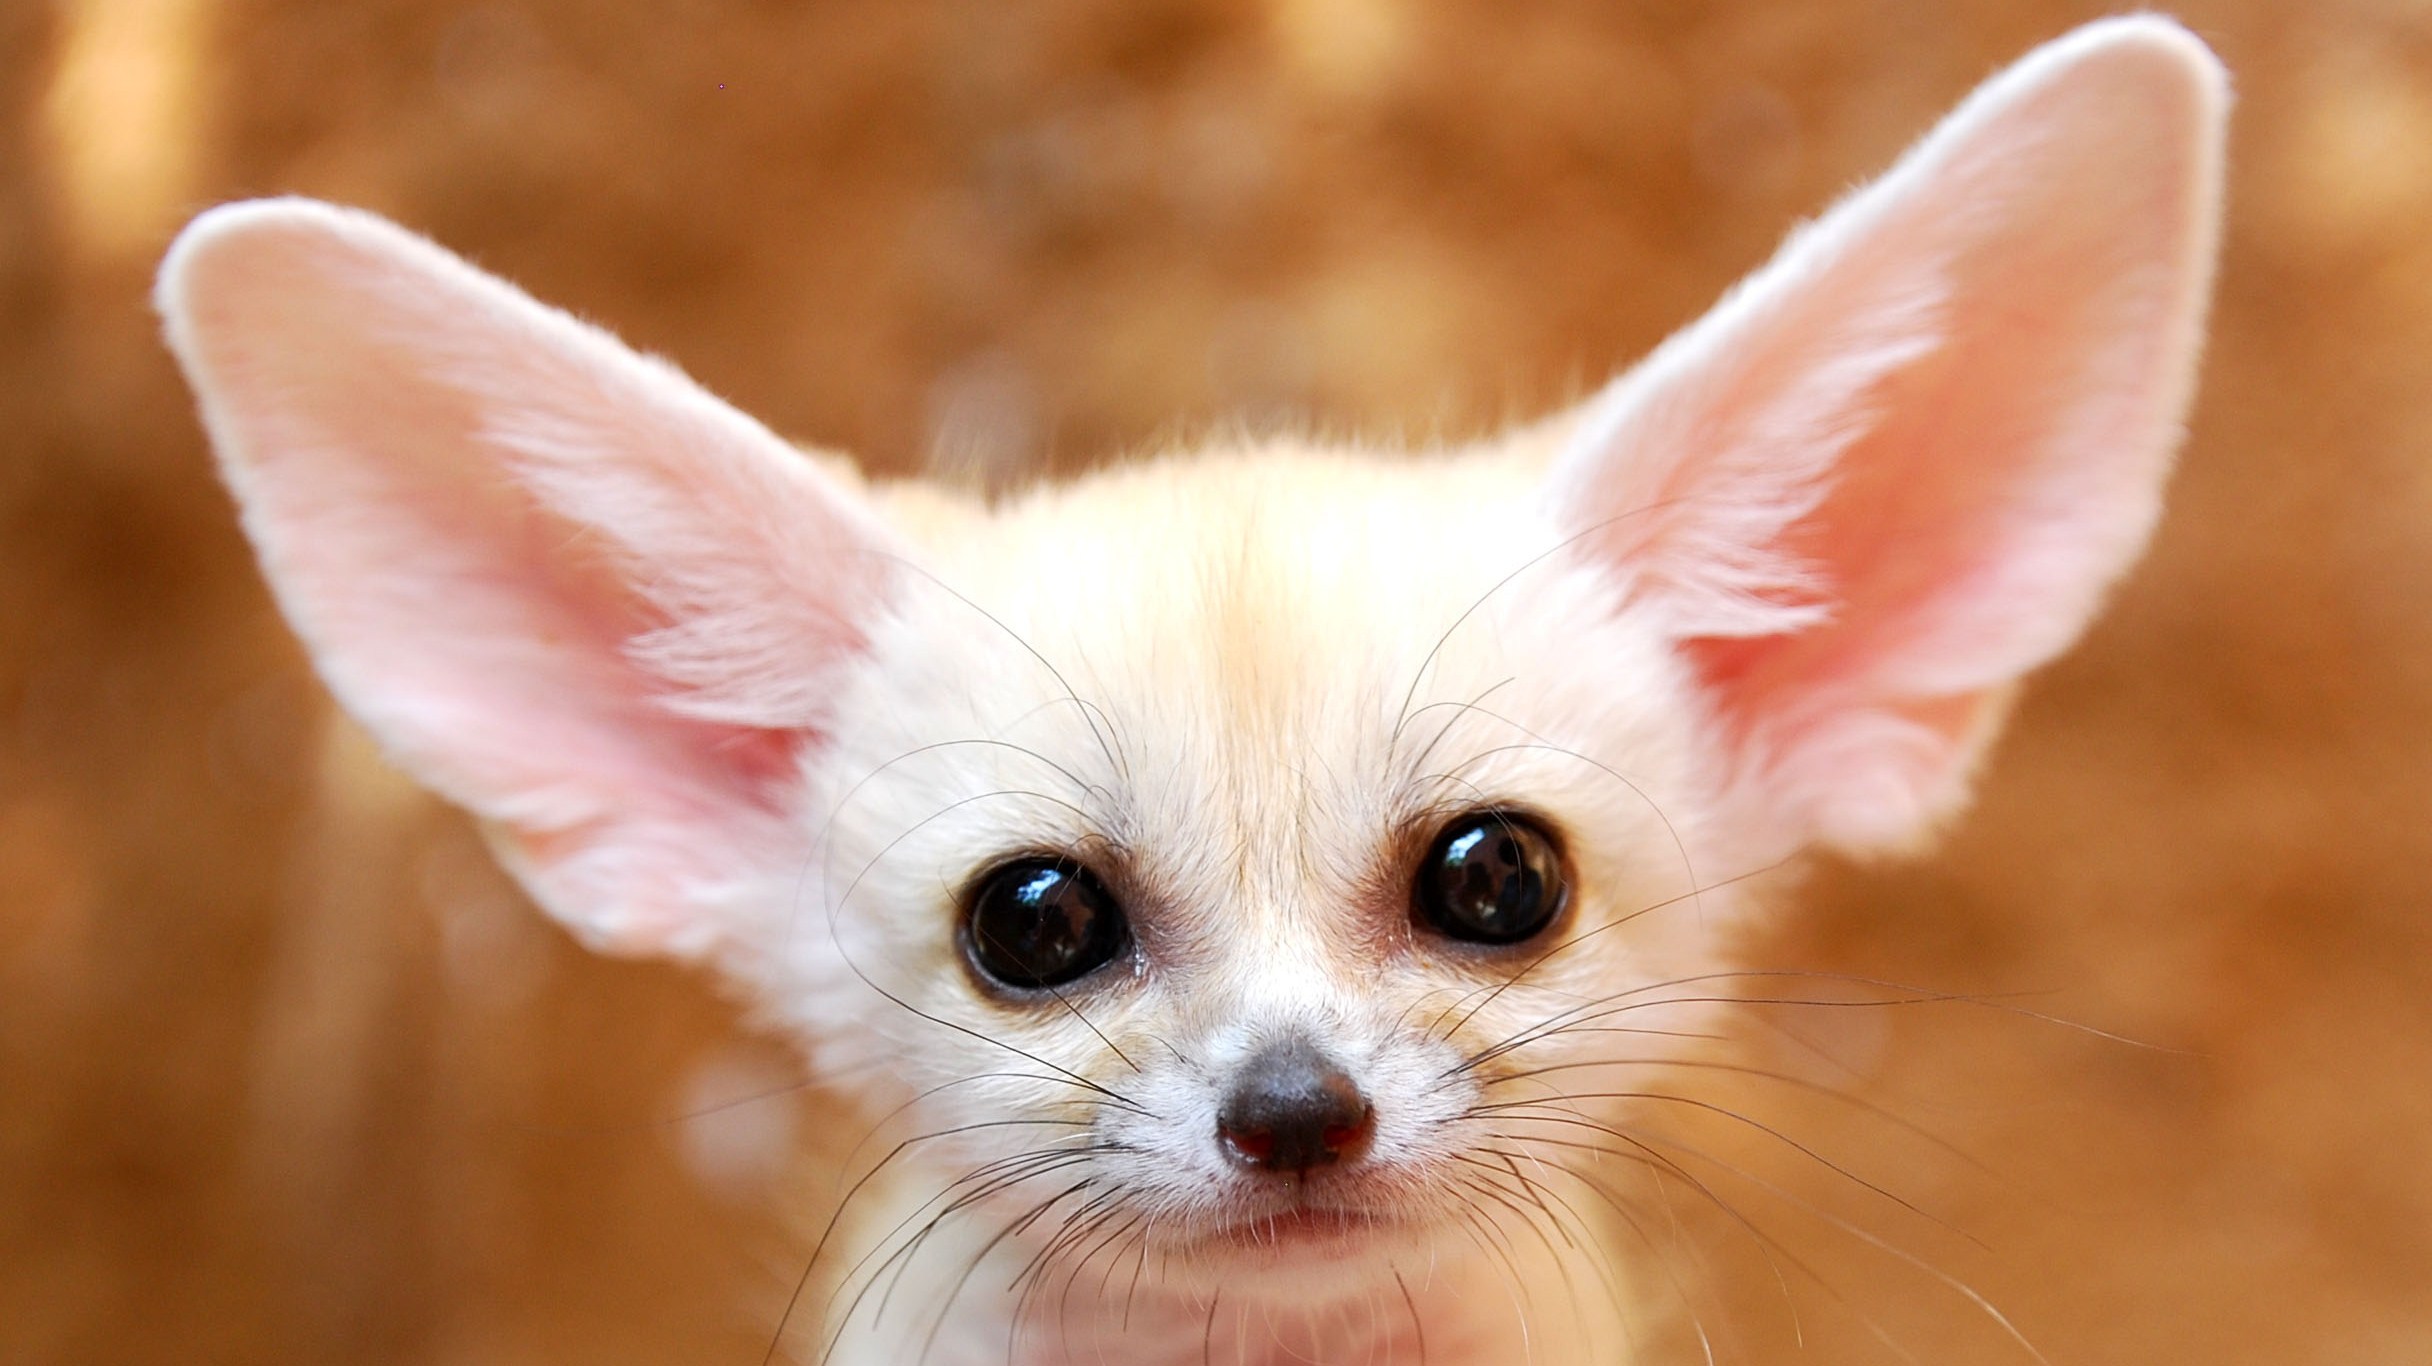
[157,18,2226,1366]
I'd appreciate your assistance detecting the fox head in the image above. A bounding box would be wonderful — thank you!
[158,17,2224,1361]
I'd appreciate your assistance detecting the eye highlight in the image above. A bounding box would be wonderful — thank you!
[963,857,1130,990]
[1413,811,1568,946]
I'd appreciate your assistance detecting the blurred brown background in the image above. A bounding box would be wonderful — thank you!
[5,1,2432,1363]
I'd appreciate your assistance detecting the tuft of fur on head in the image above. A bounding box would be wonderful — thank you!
[156,16,2225,1366]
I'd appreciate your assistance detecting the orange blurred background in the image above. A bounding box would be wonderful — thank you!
[6,2,2432,1363]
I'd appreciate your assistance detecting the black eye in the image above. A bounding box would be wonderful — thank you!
[963,858,1131,990]
[1414,811,1568,945]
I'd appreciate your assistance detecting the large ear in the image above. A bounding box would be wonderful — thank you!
[158,199,903,955]
[1545,18,2227,856]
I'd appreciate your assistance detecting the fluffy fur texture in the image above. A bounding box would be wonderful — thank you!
[157,17,2224,1366]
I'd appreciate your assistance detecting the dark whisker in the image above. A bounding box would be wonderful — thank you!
[1397,676,1517,787]
[1008,1184,1125,1303]
[1471,1093,1973,1246]
[814,737,1103,866]
[1386,493,1709,753]
[1020,972,1140,1076]
[799,783,1152,1116]
[914,1178,1097,1366]
[1449,1152,1580,1254]
[1200,1286,1220,1366]
[1482,1053,1991,1175]
[833,1073,1108,1182]
[819,1151,1101,1364]
[773,1124,1085,1361]
[1045,1207,1147,1358]
[872,551,1132,785]
[1482,1141,1723,1366]
[795,1141,1101,1366]
[1624,1124,2050,1366]
[1412,722,1708,935]
[1391,1268,1429,1366]
[1451,964,2110,1077]
[1428,867,1789,1060]
[511,1075,815,1139]
[1486,1127,1857,1358]
[1497,1115,2043,1365]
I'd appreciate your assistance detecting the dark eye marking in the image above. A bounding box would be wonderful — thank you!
[962,857,1130,990]
[1412,810,1569,946]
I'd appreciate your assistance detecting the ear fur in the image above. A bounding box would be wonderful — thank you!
[1544,17,2228,855]
[157,199,903,955]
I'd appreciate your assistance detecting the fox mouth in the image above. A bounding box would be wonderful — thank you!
[1197,1201,1405,1255]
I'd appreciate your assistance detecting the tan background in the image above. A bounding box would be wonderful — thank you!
[6,1,2432,1362]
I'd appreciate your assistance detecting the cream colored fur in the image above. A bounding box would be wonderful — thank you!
[155,17,2225,1366]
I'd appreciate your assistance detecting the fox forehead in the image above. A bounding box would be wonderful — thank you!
[892,441,1559,689]
[877,437,1689,748]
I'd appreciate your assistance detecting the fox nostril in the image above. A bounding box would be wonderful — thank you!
[1215,1038,1373,1173]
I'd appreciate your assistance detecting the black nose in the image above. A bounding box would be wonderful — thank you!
[1216,1039,1373,1173]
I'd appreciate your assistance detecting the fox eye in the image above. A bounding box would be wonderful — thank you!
[963,858,1131,990]
[1414,811,1568,945]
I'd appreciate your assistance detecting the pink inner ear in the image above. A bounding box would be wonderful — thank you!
[353,470,808,809]
[1699,133,2204,749]
[1547,20,2225,854]
[159,199,898,954]
[217,232,821,823]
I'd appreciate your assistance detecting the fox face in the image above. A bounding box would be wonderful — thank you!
[780,446,1729,1298]
[158,17,2224,1365]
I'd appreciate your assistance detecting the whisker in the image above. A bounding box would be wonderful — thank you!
[1471,1094,1972,1246]
[1007,1184,1125,1308]
[822,1143,1105,1337]
[1391,1268,1429,1366]
[1427,873,1785,1060]
[1501,1117,2042,1365]
[975,937,1138,1076]
[1449,1153,1580,1254]
[820,931,1147,1119]
[1398,676,1518,786]
[771,1123,1099,1362]
[798,1141,1101,1366]
[1046,1206,1147,1358]
[913,1178,1098,1366]
[1386,494,1710,754]
[1487,1127,1877,1360]
[1412,722,1708,935]
[508,1075,816,1139]
[1464,1149,1633,1343]
[872,551,1132,785]
[1452,964,2131,1078]
[814,737,1103,866]
[1482,1053,1991,1176]
[1629,1124,2050,1366]
[1489,1139,1725,1366]
[1446,1197,1536,1345]
[833,1073,1107,1182]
